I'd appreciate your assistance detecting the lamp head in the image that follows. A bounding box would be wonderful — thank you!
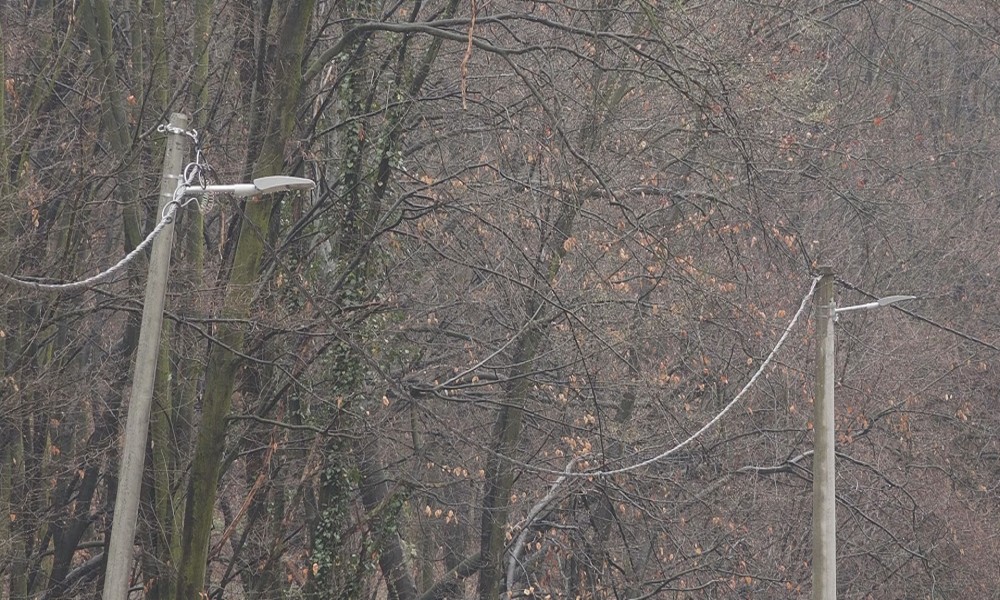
[876,295,916,307]
[180,176,316,198]
[252,176,316,194]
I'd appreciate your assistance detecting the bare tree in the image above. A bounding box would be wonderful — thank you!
[5,2,1000,599]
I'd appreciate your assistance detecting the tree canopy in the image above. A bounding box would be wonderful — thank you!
[3,1,1000,599]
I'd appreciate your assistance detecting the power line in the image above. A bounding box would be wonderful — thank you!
[462,274,822,479]
[0,193,190,293]
[583,275,821,477]
[0,125,205,293]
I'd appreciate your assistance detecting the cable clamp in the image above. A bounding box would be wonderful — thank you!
[157,123,200,145]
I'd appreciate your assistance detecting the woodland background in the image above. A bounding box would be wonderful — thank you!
[2,1,1000,599]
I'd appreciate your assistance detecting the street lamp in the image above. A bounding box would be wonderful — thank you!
[181,175,317,197]
[102,113,315,600]
[832,295,916,315]
[812,266,914,600]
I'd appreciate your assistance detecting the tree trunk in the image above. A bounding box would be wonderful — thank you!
[356,442,418,600]
[174,3,315,597]
[478,200,581,600]
[190,0,214,129]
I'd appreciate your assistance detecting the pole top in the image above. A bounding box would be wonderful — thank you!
[816,265,835,276]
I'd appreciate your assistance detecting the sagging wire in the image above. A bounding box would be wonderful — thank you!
[464,274,822,479]
[0,123,209,293]
[584,275,821,476]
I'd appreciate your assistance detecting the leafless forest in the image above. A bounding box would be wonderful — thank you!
[2,1,1000,599]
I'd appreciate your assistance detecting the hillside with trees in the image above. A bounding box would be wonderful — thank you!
[2,1,1000,599]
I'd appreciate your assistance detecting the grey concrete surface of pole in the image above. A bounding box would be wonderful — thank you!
[812,266,836,600]
[811,269,914,600]
[102,112,189,600]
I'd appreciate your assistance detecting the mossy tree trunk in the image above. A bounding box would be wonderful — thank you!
[174,2,315,598]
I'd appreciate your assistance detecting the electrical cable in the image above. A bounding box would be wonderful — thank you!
[579,274,821,476]
[469,273,992,480]
[0,124,205,293]
[452,274,822,479]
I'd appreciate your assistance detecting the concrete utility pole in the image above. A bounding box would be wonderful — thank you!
[102,112,188,600]
[100,113,314,598]
[812,266,836,600]
[811,267,914,600]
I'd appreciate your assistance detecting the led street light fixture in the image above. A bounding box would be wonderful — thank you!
[182,176,316,197]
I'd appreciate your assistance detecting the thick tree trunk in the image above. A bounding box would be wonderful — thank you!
[356,443,418,600]
[478,199,580,600]
[81,0,142,251]
[476,318,548,600]
[3,434,27,599]
[0,24,14,596]
[190,0,214,129]
[174,3,315,598]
